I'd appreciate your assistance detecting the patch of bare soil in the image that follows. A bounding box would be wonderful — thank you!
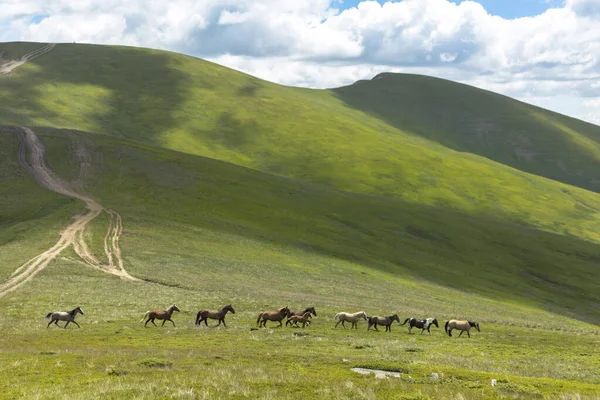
[0,127,138,298]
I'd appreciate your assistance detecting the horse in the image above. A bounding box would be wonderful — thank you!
[257,306,291,328]
[287,312,312,328]
[45,306,84,328]
[445,320,480,338]
[195,304,235,327]
[402,317,439,335]
[141,304,180,327]
[334,311,368,329]
[286,307,317,327]
[367,314,400,332]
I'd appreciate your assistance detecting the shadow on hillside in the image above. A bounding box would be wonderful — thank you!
[332,74,600,194]
[0,42,188,145]
[57,128,599,328]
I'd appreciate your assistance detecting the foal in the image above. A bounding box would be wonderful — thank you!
[367,314,400,332]
[288,312,312,328]
[402,317,439,335]
[257,306,291,328]
[46,306,84,328]
[195,304,235,327]
[141,304,180,327]
[445,319,480,338]
[286,307,317,327]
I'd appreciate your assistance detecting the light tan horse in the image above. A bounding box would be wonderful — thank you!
[445,320,480,338]
[287,312,312,328]
[334,311,368,329]
[257,306,291,328]
[141,304,180,327]
[46,306,84,328]
[195,304,235,327]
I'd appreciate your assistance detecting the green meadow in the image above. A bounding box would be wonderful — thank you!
[1,42,600,399]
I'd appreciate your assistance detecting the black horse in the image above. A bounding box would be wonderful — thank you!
[401,317,439,335]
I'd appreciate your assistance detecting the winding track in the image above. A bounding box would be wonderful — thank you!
[0,43,56,75]
[0,128,138,298]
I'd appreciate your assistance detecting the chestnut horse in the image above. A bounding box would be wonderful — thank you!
[286,307,317,327]
[445,320,480,338]
[195,304,235,327]
[46,306,84,328]
[257,306,291,328]
[141,304,180,327]
[367,314,400,332]
[288,312,312,328]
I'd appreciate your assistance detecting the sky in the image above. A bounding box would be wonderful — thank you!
[1,0,600,125]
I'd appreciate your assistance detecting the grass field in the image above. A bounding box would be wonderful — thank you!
[1,42,600,398]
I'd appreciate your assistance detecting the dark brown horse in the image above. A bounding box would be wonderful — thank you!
[195,304,235,327]
[257,306,291,328]
[286,307,317,327]
[445,320,480,338]
[367,314,400,332]
[287,312,312,328]
[141,304,180,327]
[46,306,84,328]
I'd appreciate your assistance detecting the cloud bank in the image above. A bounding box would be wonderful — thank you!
[2,0,600,124]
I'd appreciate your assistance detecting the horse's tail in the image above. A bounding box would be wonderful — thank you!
[45,312,52,319]
[444,320,449,335]
[401,318,410,326]
[195,311,202,325]
[140,311,150,323]
[334,313,341,321]
[256,313,263,326]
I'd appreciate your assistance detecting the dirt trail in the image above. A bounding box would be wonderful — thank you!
[0,43,56,75]
[0,128,138,298]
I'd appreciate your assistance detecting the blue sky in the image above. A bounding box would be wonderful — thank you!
[341,0,565,19]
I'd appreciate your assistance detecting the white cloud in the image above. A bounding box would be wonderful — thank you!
[1,0,600,125]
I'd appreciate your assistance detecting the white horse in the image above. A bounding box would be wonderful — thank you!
[46,306,84,328]
[334,311,368,329]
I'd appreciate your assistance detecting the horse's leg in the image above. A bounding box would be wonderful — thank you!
[168,318,176,326]
[277,320,283,328]
[458,330,464,337]
[467,330,470,338]
[54,319,61,328]
[420,328,425,335]
[151,319,158,327]
[204,318,209,327]
[221,319,227,328]
[47,319,54,328]
[72,321,81,328]
[64,321,70,329]
[448,328,452,337]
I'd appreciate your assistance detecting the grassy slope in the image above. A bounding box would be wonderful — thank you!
[0,130,599,399]
[1,42,600,398]
[3,42,600,245]
[334,73,600,194]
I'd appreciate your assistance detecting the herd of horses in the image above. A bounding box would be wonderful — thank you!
[45,305,481,337]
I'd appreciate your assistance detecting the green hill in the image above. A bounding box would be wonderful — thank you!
[334,72,600,194]
[1,42,600,399]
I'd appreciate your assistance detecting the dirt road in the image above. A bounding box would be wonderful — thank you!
[0,43,56,75]
[0,128,138,298]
